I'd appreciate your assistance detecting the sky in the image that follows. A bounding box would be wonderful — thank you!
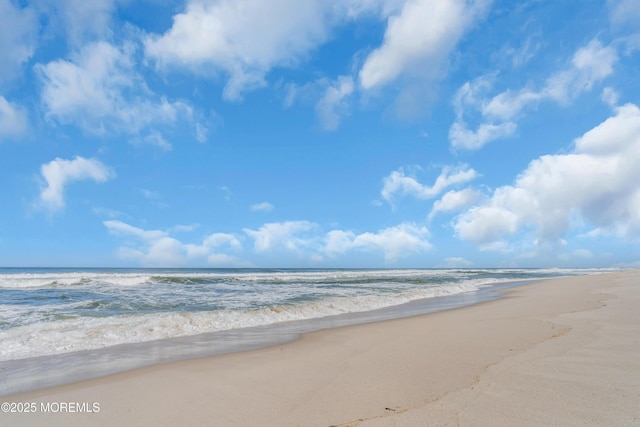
[1,0,639,268]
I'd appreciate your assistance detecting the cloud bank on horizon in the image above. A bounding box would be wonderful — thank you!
[1,0,639,268]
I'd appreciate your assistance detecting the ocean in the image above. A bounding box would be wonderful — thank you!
[0,267,615,394]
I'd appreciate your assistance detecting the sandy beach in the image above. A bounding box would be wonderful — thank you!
[2,270,639,426]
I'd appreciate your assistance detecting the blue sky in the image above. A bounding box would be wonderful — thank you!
[1,0,639,268]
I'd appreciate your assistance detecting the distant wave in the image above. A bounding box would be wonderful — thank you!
[0,268,620,361]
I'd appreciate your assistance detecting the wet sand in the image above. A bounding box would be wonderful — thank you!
[3,270,639,426]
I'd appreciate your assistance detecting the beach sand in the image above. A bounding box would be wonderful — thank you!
[3,270,639,426]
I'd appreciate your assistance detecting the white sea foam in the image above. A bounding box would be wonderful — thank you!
[0,278,493,361]
[0,272,152,288]
[0,268,619,361]
[0,267,613,289]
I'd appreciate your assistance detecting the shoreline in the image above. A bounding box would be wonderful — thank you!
[3,270,639,426]
[0,277,533,396]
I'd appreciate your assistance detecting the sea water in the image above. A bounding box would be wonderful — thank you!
[0,267,615,394]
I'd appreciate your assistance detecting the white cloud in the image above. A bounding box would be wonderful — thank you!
[35,41,198,146]
[285,74,355,131]
[244,221,318,253]
[36,42,134,127]
[203,232,242,250]
[104,220,167,241]
[575,103,640,154]
[481,88,541,121]
[195,122,208,143]
[454,103,640,248]
[315,75,354,131]
[141,0,488,124]
[448,121,517,151]
[543,40,617,104]
[144,0,488,110]
[381,165,477,205]
[448,76,519,149]
[503,36,541,68]
[429,188,481,220]
[0,96,28,141]
[105,218,432,266]
[339,0,405,19]
[351,223,431,261]
[54,0,119,46]
[601,86,620,107]
[134,131,173,151]
[251,202,275,212]
[450,39,618,150]
[39,156,114,212]
[454,200,521,249]
[609,0,640,28]
[0,0,37,84]
[359,0,490,90]
[144,0,333,101]
[323,229,358,257]
[34,0,120,48]
[243,220,433,262]
[104,220,245,267]
[323,223,431,262]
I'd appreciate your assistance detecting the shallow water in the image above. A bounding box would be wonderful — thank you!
[0,268,614,395]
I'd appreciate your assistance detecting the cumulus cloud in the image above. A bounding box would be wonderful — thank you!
[38,156,114,212]
[381,165,477,205]
[137,0,490,127]
[0,0,37,84]
[244,221,318,253]
[144,0,488,110]
[105,218,432,266]
[144,0,333,101]
[450,39,618,150]
[35,41,199,146]
[323,223,431,262]
[37,42,134,127]
[428,188,481,221]
[242,220,432,262]
[104,220,246,267]
[356,0,491,118]
[251,202,275,212]
[454,103,640,248]
[448,121,517,151]
[0,96,28,141]
[359,0,489,90]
